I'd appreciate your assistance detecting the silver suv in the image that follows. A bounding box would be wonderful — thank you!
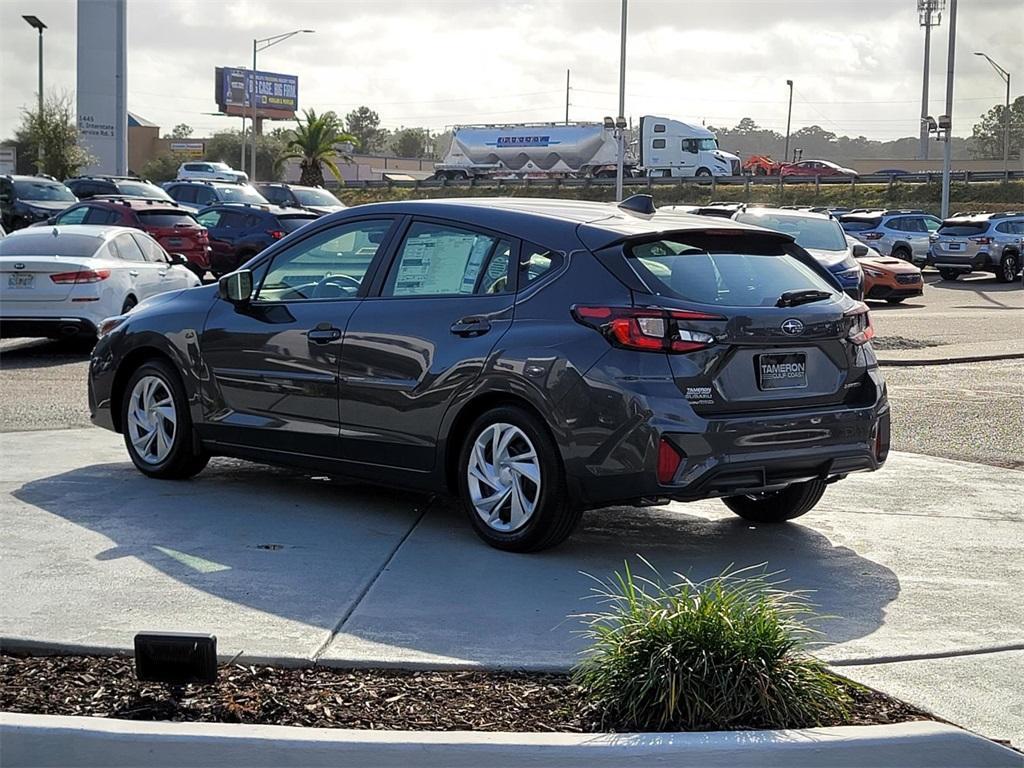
[839,210,941,266]
[176,161,248,184]
[929,212,1024,282]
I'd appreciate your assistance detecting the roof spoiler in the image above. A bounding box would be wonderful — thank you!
[618,194,656,216]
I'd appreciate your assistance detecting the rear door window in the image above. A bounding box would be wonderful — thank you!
[626,237,837,307]
[114,233,146,262]
[519,243,561,288]
[84,206,119,225]
[56,206,89,225]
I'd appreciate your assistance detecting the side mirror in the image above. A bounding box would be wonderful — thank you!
[168,252,189,266]
[852,244,869,258]
[218,269,253,304]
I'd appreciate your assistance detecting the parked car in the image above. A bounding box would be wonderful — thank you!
[195,203,318,276]
[839,209,941,266]
[0,175,77,231]
[0,225,200,340]
[88,197,889,552]
[928,211,1024,282]
[780,160,858,178]
[65,175,174,202]
[254,183,347,216]
[847,235,923,304]
[44,198,211,278]
[733,207,864,299]
[163,180,269,213]
[176,161,248,184]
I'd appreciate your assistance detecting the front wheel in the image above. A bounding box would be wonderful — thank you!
[722,478,827,524]
[121,359,209,479]
[997,252,1019,283]
[458,405,580,552]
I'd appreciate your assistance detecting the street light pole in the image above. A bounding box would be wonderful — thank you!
[940,0,957,219]
[23,15,47,172]
[250,29,314,182]
[974,52,1011,178]
[784,79,793,164]
[917,1,944,161]
[615,0,627,202]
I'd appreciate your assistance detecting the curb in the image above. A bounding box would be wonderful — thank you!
[2,713,1020,768]
[877,351,1024,367]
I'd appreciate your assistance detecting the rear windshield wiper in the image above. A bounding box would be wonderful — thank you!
[776,289,832,307]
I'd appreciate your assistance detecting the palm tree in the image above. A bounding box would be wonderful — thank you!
[282,109,355,187]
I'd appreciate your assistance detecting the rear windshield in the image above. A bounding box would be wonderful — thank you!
[279,216,318,232]
[627,236,837,308]
[734,212,847,251]
[12,180,77,202]
[137,210,199,227]
[840,218,881,232]
[116,182,173,201]
[218,186,268,204]
[293,188,340,206]
[937,221,988,235]
[0,233,100,257]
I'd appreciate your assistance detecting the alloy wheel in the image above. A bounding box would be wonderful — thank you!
[1003,256,1017,282]
[126,375,177,465]
[467,423,541,533]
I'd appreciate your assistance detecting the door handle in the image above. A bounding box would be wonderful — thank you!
[158,271,167,278]
[450,316,491,337]
[307,327,342,344]
[128,270,139,277]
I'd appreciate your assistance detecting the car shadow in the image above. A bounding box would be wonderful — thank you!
[0,338,93,369]
[11,458,899,666]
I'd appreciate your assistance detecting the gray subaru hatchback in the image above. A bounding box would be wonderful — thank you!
[88,196,890,551]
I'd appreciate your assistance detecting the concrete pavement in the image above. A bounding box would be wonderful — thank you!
[1,427,1022,745]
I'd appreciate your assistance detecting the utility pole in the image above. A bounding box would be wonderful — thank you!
[565,69,570,125]
[22,16,46,172]
[918,1,945,161]
[940,0,957,219]
[615,0,627,202]
[975,52,1012,178]
[784,80,793,164]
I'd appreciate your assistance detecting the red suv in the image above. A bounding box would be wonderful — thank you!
[46,198,211,277]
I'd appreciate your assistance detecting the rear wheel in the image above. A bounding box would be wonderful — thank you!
[938,268,960,281]
[458,405,580,552]
[722,478,827,524]
[121,359,209,480]
[891,246,912,263]
[997,252,1019,283]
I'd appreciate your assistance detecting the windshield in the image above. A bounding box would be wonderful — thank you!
[938,221,987,236]
[292,188,341,206]
[0,233,101,257]
[736,212,848,251]
[697,138,718,151]
[219,186,268,204]
[12,181,77,202]
[116,182,173,201]
[840,218,881,232]
[627,237,837,307]
[279,216,318,232]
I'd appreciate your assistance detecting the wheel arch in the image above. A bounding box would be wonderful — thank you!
[109,346,178,433]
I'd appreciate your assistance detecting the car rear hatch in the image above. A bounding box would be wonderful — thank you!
[587,229,877,416]
[932,220,988,261]
[0,257,93,302]
[137,210,208,259]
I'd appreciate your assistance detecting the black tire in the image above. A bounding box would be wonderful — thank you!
[121,295,138,314]
[997,252,1019,283]
[891,246,912,263]
[121,359,209,480]
[886,297,906,304]
[722,478,827,524]
[938,268,960,281]
[458,405,580,552]
[695,168,712,177]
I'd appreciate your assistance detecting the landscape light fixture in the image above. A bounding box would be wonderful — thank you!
[974,52,1011,177]
[249,29,315,182]
[134,632,218,685]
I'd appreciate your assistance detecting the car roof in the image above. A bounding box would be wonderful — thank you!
[326,197,793,251]
[198,203,304,217]
[3,224,138,241]
[84,197,186,212]
[733,206,832,221]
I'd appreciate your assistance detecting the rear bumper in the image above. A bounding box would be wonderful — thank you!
[0,316,98,339]
[928,250,994,271]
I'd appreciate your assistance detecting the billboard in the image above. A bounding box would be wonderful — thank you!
[214,67,298,120]
[77,0,128,174]
[0,146,16,174]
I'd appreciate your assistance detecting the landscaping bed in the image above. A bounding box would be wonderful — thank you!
[1,653,929,733]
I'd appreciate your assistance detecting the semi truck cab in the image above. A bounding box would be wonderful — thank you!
[639,116,741,178]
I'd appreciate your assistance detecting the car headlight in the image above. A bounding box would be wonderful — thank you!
[836,267,862,281]
[862,267,885,278]
[96,314,128,339]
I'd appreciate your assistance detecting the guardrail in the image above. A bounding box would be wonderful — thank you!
[338,170,1023,190]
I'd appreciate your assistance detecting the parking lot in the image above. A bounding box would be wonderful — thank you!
[1,267,1022,746]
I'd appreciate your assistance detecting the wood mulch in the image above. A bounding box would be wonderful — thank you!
[0,653,931,733]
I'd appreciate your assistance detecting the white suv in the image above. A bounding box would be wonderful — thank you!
[176,161,248,184]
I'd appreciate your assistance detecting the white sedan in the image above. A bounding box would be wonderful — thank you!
[0,225,200,340]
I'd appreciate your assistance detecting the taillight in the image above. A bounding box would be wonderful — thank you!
[845,302,875,345]
[196,230,209,243]
[267,229,286,240]
[657,438,684,484]
[968,236,992,245]
[50,269,111,284]
[572,306,722,354]
[860,232,884,240]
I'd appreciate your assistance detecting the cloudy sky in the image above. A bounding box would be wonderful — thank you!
[0,0,1019,143]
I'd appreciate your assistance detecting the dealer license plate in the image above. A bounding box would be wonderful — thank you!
[758,352,807,390]
[7,274,34,289]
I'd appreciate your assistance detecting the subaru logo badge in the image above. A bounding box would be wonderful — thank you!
[781,318,804,335]
[13,263,25,270]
